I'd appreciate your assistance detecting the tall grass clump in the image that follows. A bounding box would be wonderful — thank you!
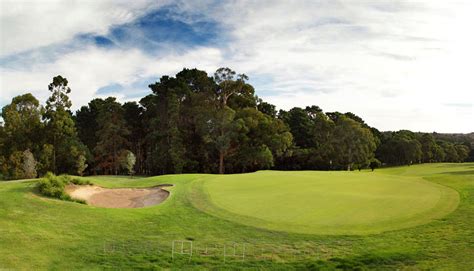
[36,172,91,203]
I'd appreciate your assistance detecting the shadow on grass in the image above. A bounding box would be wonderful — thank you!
[442,170,474,176]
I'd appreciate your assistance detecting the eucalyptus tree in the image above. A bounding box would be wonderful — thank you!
[330,116,377,170]
[213,68,254,174]
[1,93,43,154]
[0,94,43,178]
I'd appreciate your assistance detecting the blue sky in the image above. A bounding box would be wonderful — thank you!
[1,0,473,132]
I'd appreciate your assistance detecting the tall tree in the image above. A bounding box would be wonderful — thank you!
[376,131,422,165]
[75,98,107,152]
[420,133,437,163]
[214,67,250,107]
[331,116,377,170]
[230,108,292,172]
[93,97,130,175]
[147,76,186,174]
[1,93,43,155]
[0,94,43,179]
[175,68,217,173]
[280,107,315,148]
[257,100,277,117]
[213,68,253,174]
[122,102,145,174]
[277,106,334,170]
[44,76,85,174]
[208,106,244,174]
[454,144,470,162]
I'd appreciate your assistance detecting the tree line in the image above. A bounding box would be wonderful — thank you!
[1,68,472,179]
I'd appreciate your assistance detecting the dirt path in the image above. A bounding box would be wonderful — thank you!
[65,184,172,208]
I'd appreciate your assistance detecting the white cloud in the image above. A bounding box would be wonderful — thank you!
[1,0,473,133]
[0,0,169,57]
[1,46,222,109]
[206,0,474,133]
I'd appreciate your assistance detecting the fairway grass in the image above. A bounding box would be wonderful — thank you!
[196,171,459,235]
[0,163,473,270]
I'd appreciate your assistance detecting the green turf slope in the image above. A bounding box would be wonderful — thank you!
[0,163,472,270]
[197,171,459,235]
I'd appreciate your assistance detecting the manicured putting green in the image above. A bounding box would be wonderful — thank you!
[200,171,459,235]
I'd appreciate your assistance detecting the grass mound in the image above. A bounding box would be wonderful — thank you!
[37,172,91,203]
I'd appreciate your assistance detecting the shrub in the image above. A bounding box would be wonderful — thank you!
[37,172,66,198]
[36,172,90,203]
[71,177,92,186]
[60,174,91,185]
[369,158,382,171]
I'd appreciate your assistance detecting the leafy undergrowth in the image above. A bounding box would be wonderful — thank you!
[36,172,91,203]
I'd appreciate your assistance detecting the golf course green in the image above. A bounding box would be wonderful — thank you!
[0,163,473,270]
[198,171,459,234]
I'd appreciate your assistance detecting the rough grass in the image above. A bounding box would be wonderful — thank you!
[0,163,473,270]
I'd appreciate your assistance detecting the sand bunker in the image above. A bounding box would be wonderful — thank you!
[65,184,172,208]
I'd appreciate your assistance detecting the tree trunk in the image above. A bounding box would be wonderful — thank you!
[113,138,117,175]
[219,150,225,174]
[53,133,56,174]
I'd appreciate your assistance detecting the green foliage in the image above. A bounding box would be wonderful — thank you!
[257,100,277,117]
[37,144,54,175]
[93,97,130,175]
[75,98,106,152]
[37,172,67,199]
[0,94,43,179]
[76,154,88,176]
[279,107,316,148]
[142,68,288,175]
[376,131,422,165]
[36,172,90,202]
[43,75,85,174]
[369,158,381,171]
[330,116,377,170]
[65,175,91,186]
[6,151,24,179]
[454,144,470,162]
[1,93,43,154]
[1,68,472,177]
[147,77,187,174]
[0,155,6,179]
[420,133,437,162]
[122,102,145,174]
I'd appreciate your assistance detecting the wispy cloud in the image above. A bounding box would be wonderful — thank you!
[1,0,473,133]
[444,103,473,108]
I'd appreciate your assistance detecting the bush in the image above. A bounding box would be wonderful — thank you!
[369,158,382,171]
[60,174,91,185]
[37,172,66,198]
[36,172,90,203]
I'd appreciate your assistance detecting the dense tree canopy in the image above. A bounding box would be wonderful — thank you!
[43,76,86,174]
[0,68,472,179]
